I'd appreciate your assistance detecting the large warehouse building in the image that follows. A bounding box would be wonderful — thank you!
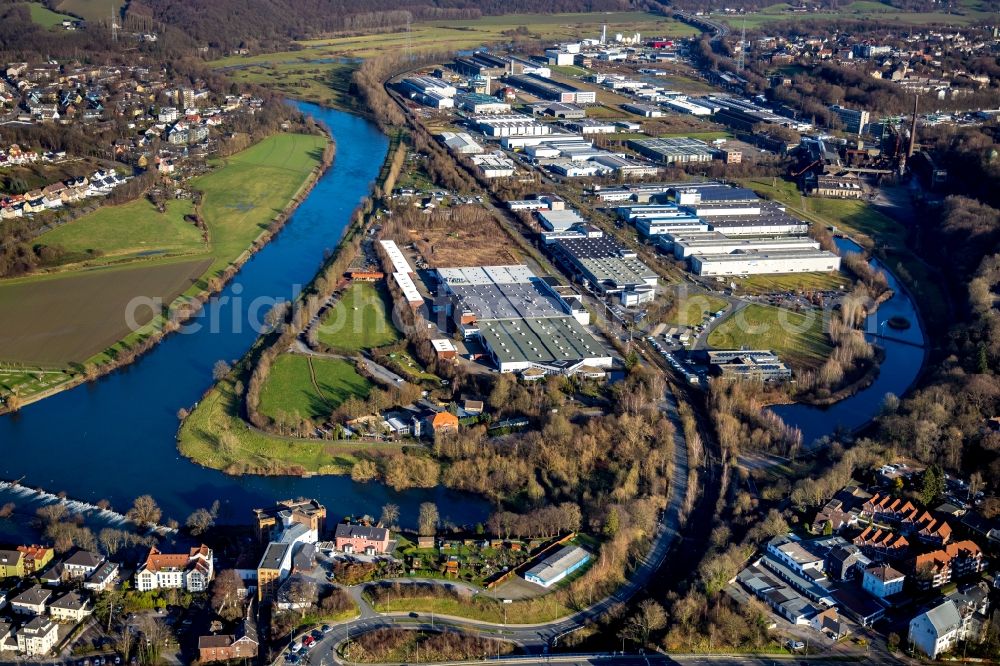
[436,265,612,375]
[627,137,714,164]
[673,236,820,259]
[550,236,658,295]
[690,248,841,276]
[505,74,596,104]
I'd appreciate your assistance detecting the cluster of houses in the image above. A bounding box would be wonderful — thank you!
[0,167,129,220]
[0,541,220,658]
[2,59,266,174]
[342,398,471,441]
[735,482,992,659]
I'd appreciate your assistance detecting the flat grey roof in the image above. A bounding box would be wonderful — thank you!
[479,316,606,366]
[694,249,839,263]
[258,542,290,571]
[525,545,590,582]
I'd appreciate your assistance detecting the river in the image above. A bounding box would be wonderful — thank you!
[771,237,927,448]
[0,102,491,537]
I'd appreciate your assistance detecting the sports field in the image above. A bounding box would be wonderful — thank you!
[317,282,401,352]
[0,257,211,364]
[0,133,326,381]
[258,353,372,423]
[708,304,832,370]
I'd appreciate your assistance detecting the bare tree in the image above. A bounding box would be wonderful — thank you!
[620,599,668,647]
[126,495,162,527]
[211,570,245,622]
[185,508,214,536]
[380,503,399,529]
[417,502,439,537]
[287,578,317,618]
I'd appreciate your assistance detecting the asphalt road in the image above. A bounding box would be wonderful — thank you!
[285,382,691,665]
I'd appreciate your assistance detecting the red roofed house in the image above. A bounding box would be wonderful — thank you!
[135,545,213,592]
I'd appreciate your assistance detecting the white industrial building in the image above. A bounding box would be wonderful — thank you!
[662,97,713,116]
[673,236,820,259]
[437,131,484,154]
[379,240,414,275]
[456,93,510,114]
[537,208,586,231]
[400,76,457,108]
[690,249,841,276]
[472,153,516,178]
[476,114,552,138]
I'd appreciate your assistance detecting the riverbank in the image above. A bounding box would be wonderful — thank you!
[177,118,406,474]
[0,131,334,415]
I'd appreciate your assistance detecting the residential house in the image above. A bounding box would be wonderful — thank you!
[812,499,857,533]
[827,543,865,581]
[429,411,459,436]
[861,493,917,522]
[49,591,91,623]
[38,563,63,587]
[11,586,52,615]
[63,550,103,580]
[853,526,909,558]
[909,598,985,659]
[83,561,119,592]
[862,564,905,599]
[0,550,24,578]
[16,546,53,575]
[334,523,391,555]
[910,549,953,590]
[16,616,58,656]
[135,545,213,592]
[198,609,258,664]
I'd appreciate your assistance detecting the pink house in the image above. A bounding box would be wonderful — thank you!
[333,524,390,555]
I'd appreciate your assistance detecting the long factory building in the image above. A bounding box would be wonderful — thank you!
[613,182,837,276]
[550,236,658,297]
[435,265,612,375]
[691,248,841,276]
[505,74,596,105]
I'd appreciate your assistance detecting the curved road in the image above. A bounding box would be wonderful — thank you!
[283,385,690,664]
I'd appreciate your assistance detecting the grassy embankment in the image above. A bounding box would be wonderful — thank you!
[210,12,697,109]
[717,0,995,28]
[177,374,403,475]
[708,303,832,370]
[0,133,328,403]
[366,591,573,626]
[177,134,411,475]
[739,177,947,326]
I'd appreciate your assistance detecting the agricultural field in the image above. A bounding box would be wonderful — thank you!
[0,133,325,390]
[317,282,401,352]
[708,303,832,370]
[38,198,204,267]
[221,61,355,110]
[23,2,75,27]
[716,0,995,28]
[257,353,372,423]
[211,13,696,68]
[54,0,119,22]
[209,12,696,111]
[0,257,211,365]
[177,375,397,475]
[192,132,327,277]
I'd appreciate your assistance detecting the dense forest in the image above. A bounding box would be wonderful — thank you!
[125,0,643,50]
